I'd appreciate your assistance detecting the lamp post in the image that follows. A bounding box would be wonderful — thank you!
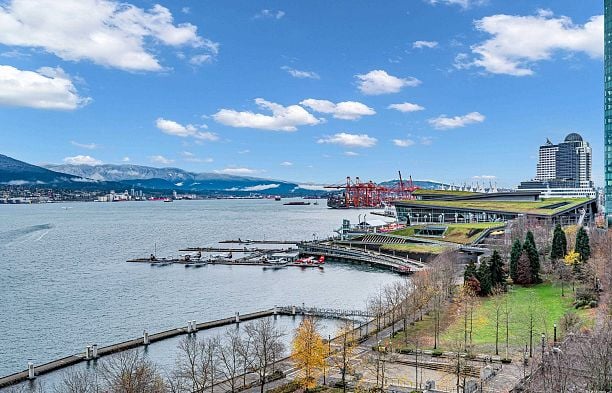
[553,324,557,345]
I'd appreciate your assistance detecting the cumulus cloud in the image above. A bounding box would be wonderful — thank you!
[213,98,322,131]
[214,167,260,175]
[70,141,98,149]
[300,99,375,120]
[150,155,174,165]
[456,11,603,76]
[280,161,293,166]
[388,102,425,113]
[254,9,285,20]
[429,112,485,129]
[317,133,377,148]
[413,40,438,49]
[281,66,319,79]
[0,65,89,110]
[393,139,416,147]
[63,155,102,165]
[0,0,217,71]
[355,70,421,95]
[426,0,487,8]
[155,118,218,141]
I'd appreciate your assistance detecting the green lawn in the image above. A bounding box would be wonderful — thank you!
[389,284,593,357]
[391,222,505,245]
[381,243,450,254]
[441,284,592,353]
[397,198,591,216]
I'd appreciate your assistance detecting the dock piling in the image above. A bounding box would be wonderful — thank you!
[187,321,192,333]
[143,330,150,345]
[273,305,278,319]
[292,305,296,315]
[191,320,197,333]
[27,363,35,380]
[92,344,98,359]
[235,312,240,323]
[85,345,92,360]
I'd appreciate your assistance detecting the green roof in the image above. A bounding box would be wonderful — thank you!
[397,198,592,216]
[392,222,505,244]
[412,189,478,196]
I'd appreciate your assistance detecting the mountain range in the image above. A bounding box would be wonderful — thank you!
[1,153,449,195]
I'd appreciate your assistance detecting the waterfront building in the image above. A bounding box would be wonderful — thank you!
[393,191,597,226]
[606,0,612,224]
[518,133,595,198]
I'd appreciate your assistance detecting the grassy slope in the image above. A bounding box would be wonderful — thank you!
[381,243,449,254]
[398,198,591,216]
[391,222,505,245]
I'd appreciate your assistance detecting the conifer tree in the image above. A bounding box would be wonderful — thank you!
[524,231,541,284]
[489,250,506,287]
[516,251,532,285]
[464,260,478,282]
[550,224,567,261]
[575,226,591,262]
[477,260,492,296]
[509,239,522,283]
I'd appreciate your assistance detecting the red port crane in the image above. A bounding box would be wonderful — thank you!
[325,171,418,208]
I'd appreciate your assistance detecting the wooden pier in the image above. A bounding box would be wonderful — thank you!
[219,239,304,244]
[0,309,274,389]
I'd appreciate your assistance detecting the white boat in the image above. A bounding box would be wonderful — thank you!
[263,258,288,269]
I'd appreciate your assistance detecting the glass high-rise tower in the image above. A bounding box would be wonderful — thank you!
[606,0,612,224]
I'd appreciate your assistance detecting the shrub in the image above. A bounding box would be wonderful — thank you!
[501,358,512,364]
[431,350,443,357]
[589,300,598,308]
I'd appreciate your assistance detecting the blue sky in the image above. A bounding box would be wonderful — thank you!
[0,0,604,187]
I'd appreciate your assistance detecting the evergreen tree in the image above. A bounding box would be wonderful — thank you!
[489,250,506,287]
[550,224,567,261]
[464,260,478,282]
[516,251,533,285]
[477,260,492,296]
[575,226,591,262]
[509,239,522,283]
[524,231,541,284]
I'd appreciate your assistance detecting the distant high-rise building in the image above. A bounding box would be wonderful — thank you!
[605,0,612,223]
[518,133,595,199]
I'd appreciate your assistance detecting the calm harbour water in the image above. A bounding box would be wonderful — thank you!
[0,199,398,382]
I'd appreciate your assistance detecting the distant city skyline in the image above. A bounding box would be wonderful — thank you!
[0,0,604,187]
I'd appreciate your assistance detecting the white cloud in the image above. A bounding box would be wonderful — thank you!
[388,102,425,113]
[70,141,98,149]
[281,66,319,79]
[214,167,260,175]
[355,70,421,95]
[280,161,293,166]
[317,133,377,148]
[254,9,285,20]
[121,156,131,162]
[473,175,496,179]
[155,118,219,141]
[150,155,174,165]
[300,99,375,120]
[393,139,416,147]
[426,0,487,9]
[189,54,212,66]
[344,151,359,156]
[63,155,102,165]
[429,112,485,129]
[213,98,322,131]
[181,151,213,163]
[457,11,603,76]
[413,40,438,49]
[0,0,217,71]
[297,184,328,191]
[0,65,89,110]
[238,149,250,154]
[242,184,279,191]
[420,136,434,145]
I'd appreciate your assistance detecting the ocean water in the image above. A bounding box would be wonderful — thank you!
[0,199,397,379]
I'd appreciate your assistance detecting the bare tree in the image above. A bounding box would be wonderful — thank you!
[244,318,285,393]
[99,349,166,393]
[173,336,218,393]
[217,328,243,393]
[330,319,357,393]
[53,369,99,393]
